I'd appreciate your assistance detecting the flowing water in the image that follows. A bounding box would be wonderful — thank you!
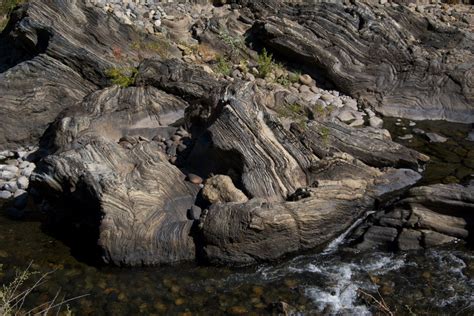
[0,120,473,315]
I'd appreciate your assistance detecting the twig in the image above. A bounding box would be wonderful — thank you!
[357,288,394,316]
[32,293,90,315]
[43,288,61,315]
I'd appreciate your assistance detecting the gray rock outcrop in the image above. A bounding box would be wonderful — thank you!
[353,183,474,250]
[246,1,474,122]
[2,0,471,267]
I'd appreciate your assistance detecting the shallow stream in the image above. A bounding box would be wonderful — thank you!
[0,120,473,315]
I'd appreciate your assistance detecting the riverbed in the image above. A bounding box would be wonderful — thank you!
[0,120,473,315]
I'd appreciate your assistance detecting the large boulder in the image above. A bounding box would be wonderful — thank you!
[202,175,248,204]
[32,86,199,266]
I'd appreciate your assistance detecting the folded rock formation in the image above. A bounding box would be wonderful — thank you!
[0,0,165,150]
[4,0,471,267]
[245,0,474,122]
[32,57,425,266]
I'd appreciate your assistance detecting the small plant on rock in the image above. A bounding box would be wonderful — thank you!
[257,48,274,79]
[276,76,290,87]
[105,67,138,88]
[276,103,303,118]
[238,59,249,74]
[214,55,232,77]
[319,126,331,145]
[288,70,301,84]
[218,28,244,53]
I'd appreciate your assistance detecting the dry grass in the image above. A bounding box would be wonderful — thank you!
[196,43,218,63]
[0,262,88,315]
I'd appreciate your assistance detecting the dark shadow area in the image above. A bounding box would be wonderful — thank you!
[181,131,247,196]
[30,169,106,267]
[0,5,50,73]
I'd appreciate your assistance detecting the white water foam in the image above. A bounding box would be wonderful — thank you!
[301,253,408,315]
[304,265,371,315]
[427,250,474,308]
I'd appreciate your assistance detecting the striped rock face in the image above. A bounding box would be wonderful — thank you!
[7,0,469,266]
[246,0,474,123]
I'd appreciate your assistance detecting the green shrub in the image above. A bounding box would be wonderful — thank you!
[276,76,290,87]
[288,70,301,84]
[257,48,274,79]
[238,59,249,74]
[313,104,335,119]
[0,0,24,15]
[218,28,244,53]
[276,103,304,119]
[105,67,138,87]
[214,55,232,77]
[319,126,330,145]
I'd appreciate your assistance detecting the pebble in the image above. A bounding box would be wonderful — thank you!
[425,132,448,143]
[88,0,168,35]
[289,87,299,94]
[365,108,376,118]
[0,165,19,173]
[337,110,355,123]
[0,147,36,191]
[245,73,255,81]
[187,173,203,185]
[299,85,311,93]
[171,135,181,142]
[255,78,266,87]
[0,171,16,181]
[398,134,414,140]
[413,128,425,135]
[0,190,12,199]
[187,205,202,220]
[17,176,29,190]
[299,74,313,86]
[349,118,365,127]
[321,94,334,102]
[3,181,18,193]
[369,116,384,129]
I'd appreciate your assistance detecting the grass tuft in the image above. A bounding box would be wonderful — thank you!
[0,262,88,315]
[105,67,138,87]
[214,55,232,77]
